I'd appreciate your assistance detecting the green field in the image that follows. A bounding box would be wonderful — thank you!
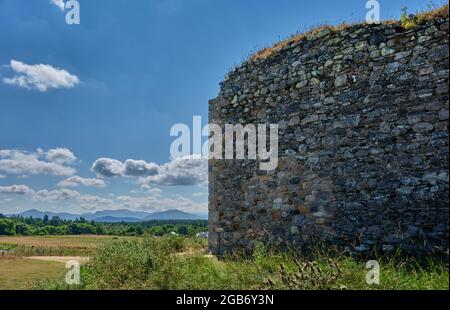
[0,235,448,290]
[0,235,134,289]
[0,257,65,290]
[0,235,135,257]
[36,236,450,290]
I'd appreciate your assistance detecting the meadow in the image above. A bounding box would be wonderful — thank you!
[0,234,448,290]
[28,236,449,291]
[0,235,134,289]
[0,235,133,257]
[0,257,65,290]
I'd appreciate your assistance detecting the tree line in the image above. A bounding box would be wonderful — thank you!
[0,213,207,237]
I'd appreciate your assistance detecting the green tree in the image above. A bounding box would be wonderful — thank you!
[49,216,63,226]
[15,222,31,235]
[135,226,144,235]
[0,219,16,235]
[177,226,189,236]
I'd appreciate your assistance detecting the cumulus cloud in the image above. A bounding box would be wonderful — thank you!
[123,159,158,177]
[77,194,112,206]
[116,194,207,213]
[0,148,76,177]
[46,148,77,164]
[32,188,112,208]
[91,158,124,177]
[0,185,34,195]
[139,184,162,194]
[2,60,79,92]
[140,156,207,186]
[32,188,80,203]
[92,158,159,178]
[50,0,66,11]
[57,176,106,188]
[1,184,205,213]
[81,205,96,211]
[29,186,202,212]
[91,156,207,186]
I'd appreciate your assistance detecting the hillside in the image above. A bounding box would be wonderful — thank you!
[144,210,205,221]
[7,209,206,222]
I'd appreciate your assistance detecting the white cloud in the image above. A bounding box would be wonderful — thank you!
[192,192,207,197]
[50,0,66,11]
[92,158,159,178]
[46,148,77,164]
[123,159,158,177]
[0,174,6,179]
[32,188,113,208]
[140,156,207,186]
[139,184,162,196]
[1,183,205,213]
[116,194,207,213]
[81,205,96,211]
[57,176,106,188]
[33,188,80,203]
[0,148,76,177]
[28,185,204,212]
[91,158,124,177]
[0,185,34,195]
[77,194,112,206]
[2,60,79,92]
[92,156,207,186]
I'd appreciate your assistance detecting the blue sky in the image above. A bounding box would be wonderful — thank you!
[0,0,443,215]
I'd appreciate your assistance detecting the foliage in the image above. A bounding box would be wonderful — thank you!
[36,237,449,290]
[0,257,65,290]
[0,213,207,237]
[400,4,449,30]
[400,7,424,30]
[0,218,16,235]
[246,4,448,63]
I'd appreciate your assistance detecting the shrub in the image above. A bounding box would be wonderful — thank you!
[0,219,16,235]
[85,239,153,289]
[400,4,449,30]
[35,237,449,290]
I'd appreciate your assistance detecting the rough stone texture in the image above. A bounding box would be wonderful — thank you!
[209,18,449,255]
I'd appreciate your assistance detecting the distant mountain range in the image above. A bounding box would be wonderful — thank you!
[7,209,207,222]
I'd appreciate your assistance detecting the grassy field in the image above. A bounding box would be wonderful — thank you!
[0,235,448,290]
[0,235,135,257]
[36,237,449,290]
[0,235,135,289]
[0,257,65,290]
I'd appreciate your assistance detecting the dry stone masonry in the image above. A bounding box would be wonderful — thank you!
[208,16,449,255]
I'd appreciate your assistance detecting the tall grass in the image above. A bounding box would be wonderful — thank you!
[400,3,449,30]
[246,4,449,62]
[35,236,449,290]
[0,243,97,257]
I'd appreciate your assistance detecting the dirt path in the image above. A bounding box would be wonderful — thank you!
[25,256,90,263]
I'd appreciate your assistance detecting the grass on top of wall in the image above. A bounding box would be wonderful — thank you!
[247,4,449,63]
[400,4,449,29]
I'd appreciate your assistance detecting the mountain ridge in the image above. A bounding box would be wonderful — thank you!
[6,209,207,222]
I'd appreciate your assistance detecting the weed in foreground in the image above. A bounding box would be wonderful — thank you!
[35,237,449,290]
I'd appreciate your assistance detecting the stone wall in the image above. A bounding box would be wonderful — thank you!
[208,16,449,255]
